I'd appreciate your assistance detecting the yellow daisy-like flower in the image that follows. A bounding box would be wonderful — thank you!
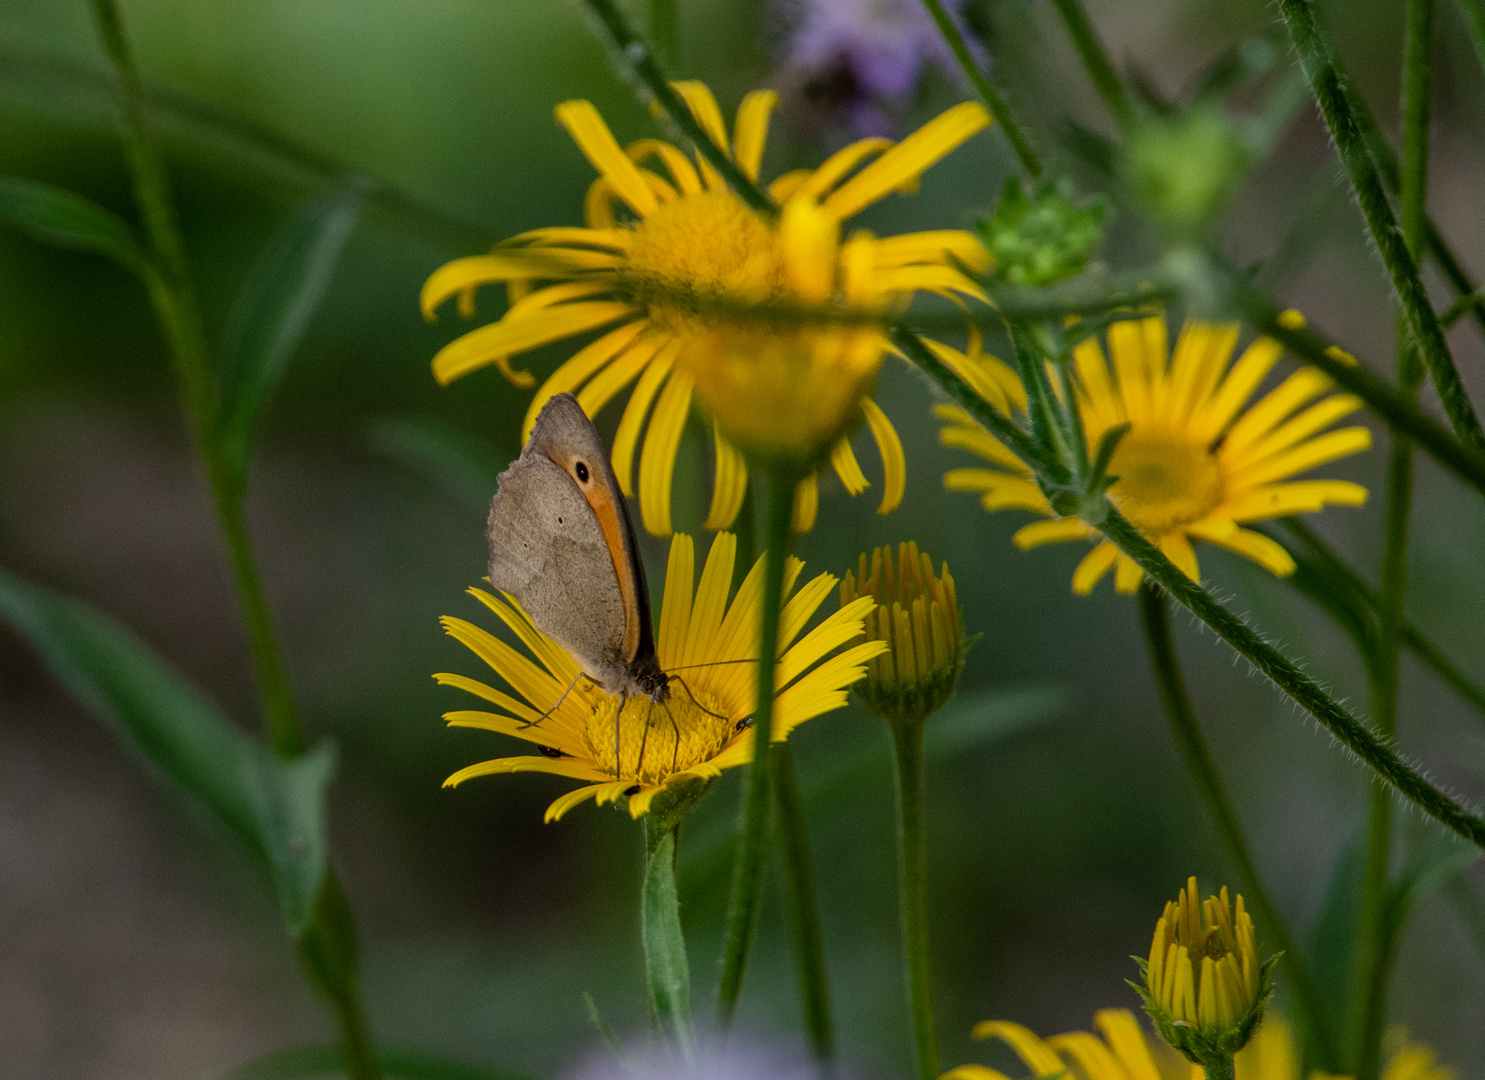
[422,81,991,535]
[943,1010,1454,1080]
[936,311,1371,594]
[435,531,886,821]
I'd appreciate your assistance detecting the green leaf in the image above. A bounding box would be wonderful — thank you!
[0,175,152,276]
[366,416,512,514]
[219,185,363,477]
[220,1045,529,1080]
[0,567,334,934]
[1383,833,1478,948]
[642,822,695,1057]
[1304,830,1364,1056]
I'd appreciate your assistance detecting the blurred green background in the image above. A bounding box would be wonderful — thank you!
[0,1,1483,1077]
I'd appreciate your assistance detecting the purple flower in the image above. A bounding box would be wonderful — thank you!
[778,0,987,135]
[562,1040,860,1080]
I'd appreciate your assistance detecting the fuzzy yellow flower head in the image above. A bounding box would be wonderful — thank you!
[840,541,965,727]
[422,82,990,534]
[1139,877,1271,1065]
[435,531,885,822]
[936,311,1370,594]
[943,1008,1453,1080]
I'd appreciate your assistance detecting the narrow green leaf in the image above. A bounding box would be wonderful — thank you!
[0,175,152,276]
[366,416,512,514]
[0,567,333,933]
[220,1045,529,1080]
[1383,835,1478,947]
[642,824,695,1057]
[1304,831,1364,1057]
[220,185,363,476]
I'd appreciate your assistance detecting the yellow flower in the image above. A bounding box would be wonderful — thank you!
[436,531,886,821]
[840,541,965,727]
[943,1010,1455,1080]
[1143,878,1262,1040]
[935,311,1370,594]
[422,81,991,534]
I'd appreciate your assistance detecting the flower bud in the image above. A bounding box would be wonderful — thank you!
[839,542,965,727]
[1137,877,1273,1068]
[1121,108,1248,234]
[978,175,1107,288]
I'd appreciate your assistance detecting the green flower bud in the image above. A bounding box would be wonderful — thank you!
[1122,108,1249,233]
[979,176,1107,288]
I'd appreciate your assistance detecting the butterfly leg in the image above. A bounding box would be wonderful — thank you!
[670,673,730,723]
[662,699,682,775]
[636,697,653,782]
[614,693,626,779]
[517,672,584,730]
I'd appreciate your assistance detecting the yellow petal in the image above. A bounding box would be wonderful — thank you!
[576,333,667,419]
[1114,554,1144,594]
[555,100,659,216]
[796,137,894,202]
[971,1021,1065,1077]
[830,435,871,496]
[545,781,629,823]
[1222,480,1368,521]
[656,533,696,666]
[1161,531,1201,583]
[733,90,778,180]
[823,102,991,220]
[862,398,906,513]
[1228,426,1372,487]
[432,302,636,385]
[792,473,820,533]
[1187,520,1297,576]
[1046,1031,1129,1080]
[639,369,695,535]
[443,754,609,788]
[1072,541,1119,595]
[613,338,680,496]
[521,321,649,441]
[704,427,749,531]
[626,138,703,195]
[670,81,731,189]
[1093,1009,1165,1080]
[1014,518,1090,549]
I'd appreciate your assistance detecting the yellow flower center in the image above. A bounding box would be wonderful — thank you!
[625,190,786,332]
[1107,431,1225,534]
[584,682,741,785]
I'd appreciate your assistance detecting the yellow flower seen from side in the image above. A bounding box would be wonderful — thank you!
[436,531,886,821]
[422,82,991,535]
[943,1009,1454,1080]
[936,311,1370,594]
[1144,878,1262,1038]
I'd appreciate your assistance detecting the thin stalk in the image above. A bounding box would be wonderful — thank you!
[1048,0,1133,126]
[1204,1056,1237,1080]
[1356,5,1431,1072]
[89,0,302,758]
[772,744,835,1062]
[90,5,377,1076]
[1272,518,1485,722]
[919,0,1042,177]
[716,468,797,1026]
[1278,0,1485,453]
[650,0,678,64]
[1453,0,1485,99]
[890,718,938,1080]
[1137,585,1341,1070]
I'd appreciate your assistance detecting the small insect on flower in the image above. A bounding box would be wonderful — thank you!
[936,310,1370,594]
[422,82,991,534]
[840,541,965,728]
[436,532,885,821]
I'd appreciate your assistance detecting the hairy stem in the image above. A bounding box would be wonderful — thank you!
[772,744,835,1061]
[920,0,1042,176]
[716,469,796,1025]
[890,718,939,1080]
[1278,0,1485,452]
[1138,585,1341,1070]
[644,817,696,1057]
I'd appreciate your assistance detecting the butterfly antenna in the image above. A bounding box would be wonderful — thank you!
[665,657,760,673]
[517,672,584,730]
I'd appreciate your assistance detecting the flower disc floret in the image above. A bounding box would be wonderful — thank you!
[422,82,991,534]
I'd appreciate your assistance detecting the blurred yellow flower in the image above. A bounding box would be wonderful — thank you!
[422,82,990,534]
[436,531,884,821]
[935,312,1370,594]
[943,1010,1454,1080]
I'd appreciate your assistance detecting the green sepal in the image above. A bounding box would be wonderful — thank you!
[978,175,1107,288]
[1132,953,1278,1066]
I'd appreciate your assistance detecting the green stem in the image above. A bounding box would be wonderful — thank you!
[1277,0,1485,453]
[1204,1055,1237,1080]
[1100,508,1485,850]
[890,718,939,1080]
[716,469,797,1026]
[89,5,376,1076]
[919,0,1042,177]
[644,817,696,1058]
[89,0,303,758]
[1356,6,1430,1072]
[582,0,775,216]
[1049,0,1133,127]
[1453,0,1485,100]
[772,744,835,1062]
[650,0,678,64]
[1137,584,1341,1071]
